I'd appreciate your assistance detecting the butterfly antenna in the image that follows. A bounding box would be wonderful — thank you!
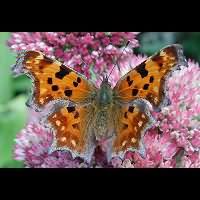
[108,41,130,79]
[98,75,103,82]
[81,56,104,81]
[80,56,89,67]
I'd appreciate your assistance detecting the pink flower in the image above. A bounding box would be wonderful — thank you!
[181,152,200,168]
[8,32,139,82]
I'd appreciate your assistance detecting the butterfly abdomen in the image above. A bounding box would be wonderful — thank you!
[93,109,113,140]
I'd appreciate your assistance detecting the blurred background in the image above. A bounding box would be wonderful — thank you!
[0,32,200,168]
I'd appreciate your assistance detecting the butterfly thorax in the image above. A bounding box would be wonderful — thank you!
[96,81,113,108]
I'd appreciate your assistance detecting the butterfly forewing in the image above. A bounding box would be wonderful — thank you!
[113,44,188,109]
[12,50,97,111]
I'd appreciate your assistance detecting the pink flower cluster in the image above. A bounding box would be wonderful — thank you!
[8,32,139,80]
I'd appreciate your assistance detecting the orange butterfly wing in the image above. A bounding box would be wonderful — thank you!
[12,50,97,111]
[41,104,96,162]
[112,100,154,158]
[12,50,97,162]
[113,44,188,110]
[112,44,188,157]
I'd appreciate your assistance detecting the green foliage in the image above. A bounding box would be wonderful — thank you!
[0,32,14,104]
[0,33,29,167]
[0,95,27,167]
[138,32,200,63]
[177,32,200,62]
[138,32,177,55]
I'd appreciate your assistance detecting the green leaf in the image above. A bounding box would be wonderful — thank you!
[139,32,176,55]
[0,32,16,104]
[192,115,200,122]
[0,95,27,167]
[13,76,31,94]
[104,32,112,36]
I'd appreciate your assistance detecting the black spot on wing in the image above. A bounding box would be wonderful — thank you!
[67,106,76,113]
[124,112,128,119]
[136,62,148,78]
[72,123,80,130]
[73,82,78,87]
[126,76,133,86]
[127,76,131,82]
[74,111,79,119]
[52,85,59,91]
[55,65,72,79]
[47,77,53,84]
[143,84,149,90]
[128,106,135,113]
[64,90,72,97]
[128,80,133,86]
[132,89,138,96]
[44,55,54,64]
[77,77,81,83]
[149,76,154,83]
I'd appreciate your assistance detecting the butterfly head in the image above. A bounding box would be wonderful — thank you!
[101,74,112,88]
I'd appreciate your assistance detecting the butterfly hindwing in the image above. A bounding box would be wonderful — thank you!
[42,104,96,162]
[112,100,154,158]
[113,44,188,110]
[12,50,97,111]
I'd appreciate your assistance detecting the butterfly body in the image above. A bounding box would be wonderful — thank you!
[12,44,188,163]
[86,78,114,140]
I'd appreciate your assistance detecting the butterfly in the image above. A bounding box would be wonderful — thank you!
[12,44,188,163]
